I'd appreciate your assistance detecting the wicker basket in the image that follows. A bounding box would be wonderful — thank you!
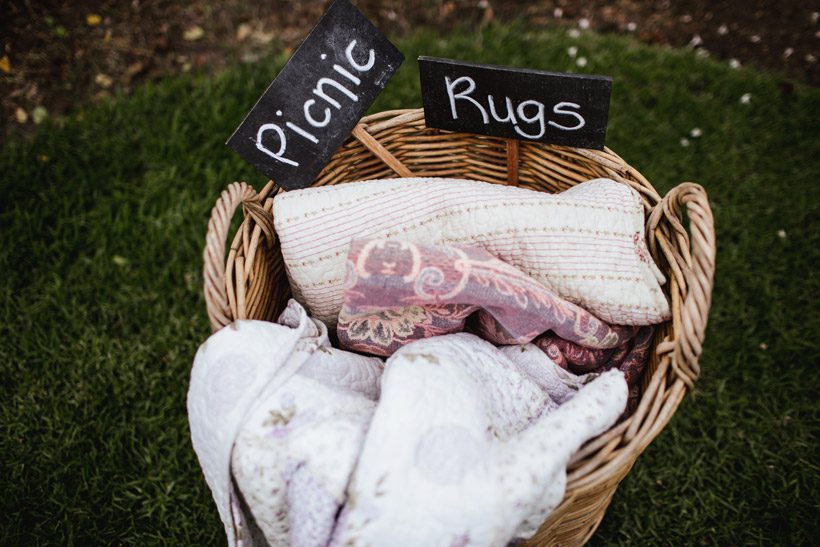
[202,108,716,545]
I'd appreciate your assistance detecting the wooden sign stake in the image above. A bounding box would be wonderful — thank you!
[505,139,519,185]
[351,125,415,178]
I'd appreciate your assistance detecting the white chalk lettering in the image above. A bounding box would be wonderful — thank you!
[438,74,590,140]
[345,40,375,72]
[304,99,332,128]
[286,121,319,144]
[256,123,299,167]
[333,64,361,85]
[514,100,546,139]
[313,77,358,109]
[445,76,489,123]
[548,101,585,131]
[487,95,517,124]
[253,37,379,167]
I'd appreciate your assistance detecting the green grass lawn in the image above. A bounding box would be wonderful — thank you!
[1,24,818,545]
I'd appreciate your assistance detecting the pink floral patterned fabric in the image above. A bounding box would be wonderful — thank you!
[337,237,653,359]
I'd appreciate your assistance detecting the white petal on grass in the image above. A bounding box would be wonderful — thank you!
[777,229,787,239]
[576,57,588,67]
[696,48,710,58]
[740,93,752,104]
[680,138,690,147]
[806,54,817,63]
[729,58,741,69]
[784,47,794,59]
[578,18,590,30]
[626,22,637,32]
[689,34,703,47]
[717,24,728,35]
[567,46,578,58]
[553,7,563,18]
[690,128,703,138]
[749,34,761,43]
[568,28,581,38]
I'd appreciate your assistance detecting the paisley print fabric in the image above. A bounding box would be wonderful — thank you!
[535,326,654,382]
[338,237,639,356]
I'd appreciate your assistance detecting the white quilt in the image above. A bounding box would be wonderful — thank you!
[330,334,627,546]
[187,300,383,546]
[189,308,627,546]
[272,177,669,327]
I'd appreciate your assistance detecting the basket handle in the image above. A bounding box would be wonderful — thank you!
[648,183,716,387]
[203,182,275,332]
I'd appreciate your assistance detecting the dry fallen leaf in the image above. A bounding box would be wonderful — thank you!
[86,14,102,26]
[95,73,113,88]
[241,52,260,64]
[251,29,275,45]
[14,107,28,124]
[123,61,145,83]
[440,2,456,18]
[236,23,252,42]
[183,25,205,41]
[0,55,10,73]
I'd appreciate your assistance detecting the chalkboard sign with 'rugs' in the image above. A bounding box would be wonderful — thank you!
[227,0,404,190]
[419,57,612,150]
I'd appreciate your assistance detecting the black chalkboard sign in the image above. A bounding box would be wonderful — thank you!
[419,57,612,149]
[227,0,404,190]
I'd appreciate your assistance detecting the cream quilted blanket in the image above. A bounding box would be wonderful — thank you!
[272,177,669,327]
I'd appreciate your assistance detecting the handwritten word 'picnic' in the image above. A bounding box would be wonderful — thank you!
[227,0,403,190]
[255,40,376,167]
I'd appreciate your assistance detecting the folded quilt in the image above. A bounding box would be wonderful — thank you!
[337,237,639,357]
[273,177,670,327]
[331,333,628,546]
[187,300,383,547]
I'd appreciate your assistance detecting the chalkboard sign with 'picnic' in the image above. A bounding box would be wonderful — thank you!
[419,57,612,150]
[227,0,404,190]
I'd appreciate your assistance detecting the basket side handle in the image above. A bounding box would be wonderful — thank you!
[203,182,275,332]
[648,183,716,387]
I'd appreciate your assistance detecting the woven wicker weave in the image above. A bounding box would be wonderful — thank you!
[202,108,716,545]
